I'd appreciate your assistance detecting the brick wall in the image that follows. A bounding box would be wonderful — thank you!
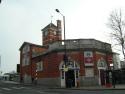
[32,52,60,78]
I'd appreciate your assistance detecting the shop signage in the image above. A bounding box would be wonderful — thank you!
[84,51,93,66]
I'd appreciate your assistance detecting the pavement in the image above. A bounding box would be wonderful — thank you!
[1,80,125,90]
[70,85,125,90]
[50,84,125,90]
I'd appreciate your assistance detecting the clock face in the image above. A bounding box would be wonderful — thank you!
[53,31,56,35]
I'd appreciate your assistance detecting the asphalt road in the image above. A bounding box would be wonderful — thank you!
[0,81,125,94]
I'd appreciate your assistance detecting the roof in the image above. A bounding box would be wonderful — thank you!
[41,23,57,32]
[32,38,113,58]
[19,42,46,51]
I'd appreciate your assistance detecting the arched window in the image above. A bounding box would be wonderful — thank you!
[97,58,107,69]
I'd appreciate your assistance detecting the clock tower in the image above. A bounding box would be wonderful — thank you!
[42,20,62,46]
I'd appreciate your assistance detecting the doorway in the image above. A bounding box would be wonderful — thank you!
[59,61,80,88]
[65,70,75,87]
[100,69,106,86]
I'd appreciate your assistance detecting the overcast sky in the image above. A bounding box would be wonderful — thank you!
[0,0,125,73]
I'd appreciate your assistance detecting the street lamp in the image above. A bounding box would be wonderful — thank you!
[55,9,66,41]
[55,9,67,66]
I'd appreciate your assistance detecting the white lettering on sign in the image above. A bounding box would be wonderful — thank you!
[84,51,93,57]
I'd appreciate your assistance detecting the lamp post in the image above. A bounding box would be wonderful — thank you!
[112,63,115,88]
[0,55,1,68]
[55,9,70,88]
[110,63,115,88]
[0,55,1,69]
[55,9,67,66]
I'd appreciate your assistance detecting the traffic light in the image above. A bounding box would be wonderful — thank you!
[0,0,1,3]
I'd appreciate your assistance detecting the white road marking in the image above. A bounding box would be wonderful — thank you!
[12,87,22,89]
[12,86,29,89]
[44,93,60,94]
[1,88,11,91]
[37,91,60,94]
[37,91,46,94]
[19,87,29,89]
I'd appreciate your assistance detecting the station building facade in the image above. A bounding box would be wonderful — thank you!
[19,20,113,87]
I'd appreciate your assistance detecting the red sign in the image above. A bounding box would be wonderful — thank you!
[108,55,113,62]
[84,51,93,64]
[84,57,93,63]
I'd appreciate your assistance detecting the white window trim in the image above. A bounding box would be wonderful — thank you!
[36,61,43,71]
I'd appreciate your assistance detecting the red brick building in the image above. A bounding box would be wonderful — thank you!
[19,20,113,87]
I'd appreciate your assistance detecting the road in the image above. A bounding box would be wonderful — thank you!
[0,81,125,94]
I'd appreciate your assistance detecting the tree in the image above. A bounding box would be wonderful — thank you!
[107,9,125,60]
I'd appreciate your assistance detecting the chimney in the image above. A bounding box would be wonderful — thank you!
[57,20,61,30]
[57,20,62,40]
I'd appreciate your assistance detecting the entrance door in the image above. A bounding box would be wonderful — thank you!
[100,69,106,86]
[65,70,75,87]
[59,61,80,88]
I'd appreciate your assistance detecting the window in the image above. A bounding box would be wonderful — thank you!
[22,45,30,54]
[61,41,64,45]
[22,57,29,66]
[85,68,94,77]
[22,58,25,66]
[44,31,48,36]
[22,54,30,66]
[36,61,43,71]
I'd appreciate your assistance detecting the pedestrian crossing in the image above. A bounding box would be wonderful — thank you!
[0,86,27,91]
[1,88,11,91]
[11,86,26,89]
[0,86,60,94]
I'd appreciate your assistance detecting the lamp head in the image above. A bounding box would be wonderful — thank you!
[55,9,60,13]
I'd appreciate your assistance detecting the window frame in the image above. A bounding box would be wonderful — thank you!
[36,61,43,71]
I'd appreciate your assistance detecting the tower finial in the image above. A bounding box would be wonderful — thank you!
[50,15,53,27]
[51,15,53,23]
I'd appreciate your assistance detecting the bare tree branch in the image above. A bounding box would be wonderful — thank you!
[107,9,125,60]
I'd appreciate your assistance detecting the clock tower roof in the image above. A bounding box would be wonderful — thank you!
[41,23,57,32]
